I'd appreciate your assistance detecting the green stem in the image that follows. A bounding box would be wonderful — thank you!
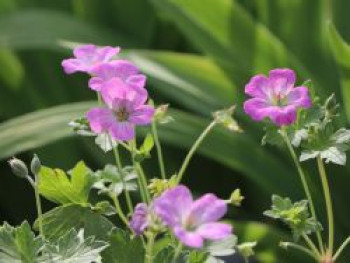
[152,120,166,179]
[109,194,129,227]
[136,162,151,203]
[145,233,155,263]
[281,242,318,260]
[97,92,102,105]
[172,242,183,263]
[317,156,334,254]
[281,128,324,253]
[176,120,216,183]
[333,236,350,261]
[243,257,249,263]
[303,234,322,259]
[130,140,151,203]
[31,174,44,237]
[111,142,134,214]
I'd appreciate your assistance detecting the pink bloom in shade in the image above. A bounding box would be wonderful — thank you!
[88,60,146,92]
[86,78,154,141]
[243,68,312,126]
[129,203,149,235]
[61,44,120,74]
[153,185,232,248]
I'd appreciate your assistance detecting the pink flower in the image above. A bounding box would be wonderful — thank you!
[86,78,154,141]
[88,60,146,92]
[129,203,149,235]
[61,44,120,74]
[243,69,312,126]
[153,185,232,248]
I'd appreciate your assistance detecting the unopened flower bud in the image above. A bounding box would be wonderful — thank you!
[31,154,41,175]
[8,157,29,179]
[154,104,174,124]
[229,189,245,207]
[213,105,243,133]
[237,241,257,258]
[148,176,177,197]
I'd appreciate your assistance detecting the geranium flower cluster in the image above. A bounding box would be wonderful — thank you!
[62,44,154,141]
[129,185,232,248]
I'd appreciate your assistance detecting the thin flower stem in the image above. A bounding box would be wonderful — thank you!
[135,162,151,203]
[176,120,217,183]
[145,233,155,263]
[281,128,324,253]
[28,175,44,237]
[303,234,322,259]
[97,92,102,105]
[172,242,183,263]
[333,236,350,261]
[281,242,318,260]
[109,194,130,228]
[243,257,249,263]
[111,141,134,214]
[317,156,334,254]
[130,140,151,203]
[152,120,166,179]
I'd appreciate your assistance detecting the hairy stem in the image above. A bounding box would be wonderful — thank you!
[177,120,216,183]
[109,194,129,228]
[281,241,318,260]
[317,156,334,254]
[152,120,166,179]
[145,233,155,263]
[281,128,324,253]
[303,234,322,259]
[172,242,183,263]
[333,236,350,261]
[111,142,133,214]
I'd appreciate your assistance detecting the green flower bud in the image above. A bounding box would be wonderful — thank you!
[213,105,243,133]
[8,157,29,179]
[237,241,257,258]
[229,189,245,207]
[148,175,177,197]
[31,154,41,175]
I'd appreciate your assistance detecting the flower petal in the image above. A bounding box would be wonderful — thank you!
[109,122,135,141]
[73,44,96,58]
[129,105,155,125]
[88,77,104,91]
[268,68,296,95]
[61,59,84,74]
[126,74,147,91]
[269,105,297,126]
[153,185,193,227]
[97,46,120,62]
[101,78,128,107]
[86,108,114,133]
[91,60,139,81]
[287,86,312,108]
[174,226,204,248]
[196,222,232,240]
[245,74,269,98]
[188,194,227,225]
[243,98,275,121]
[129,203,148,235]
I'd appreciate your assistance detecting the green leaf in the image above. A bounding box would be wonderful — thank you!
[42,229,108,263]
[92,165,138,196]
[0,101,96,160]
[0,10,130,51]
[0,49,24,90]
[34,204,114,242]
[135,133,155,162]
[328,22,350,122]
[0,222,43,263]
[101,228,144,263]
[150,0,307,82]
[264,195,322,241]
[125,51,235,114]
[38,161,92,205]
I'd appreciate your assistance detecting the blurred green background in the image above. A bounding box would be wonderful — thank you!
[0,0,350,262]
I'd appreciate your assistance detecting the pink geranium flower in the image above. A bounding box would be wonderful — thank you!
[61,44,120,74]
[243,69,312,126]
[153,185,232,248]
[129,203,149,236]
[88,60,146,92]
[86,78,154,141]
